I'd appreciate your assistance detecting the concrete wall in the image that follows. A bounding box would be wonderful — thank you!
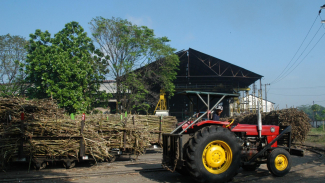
[310,121,325,128]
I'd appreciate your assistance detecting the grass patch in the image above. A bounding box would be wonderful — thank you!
[309,126,325,135]
[306,126,325,146]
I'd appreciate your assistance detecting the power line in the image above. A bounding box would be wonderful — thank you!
[273,29,325,84]
[270,85,325,90]
[319,14,325,29]
[269,92,325,97]
[270,14,319,84]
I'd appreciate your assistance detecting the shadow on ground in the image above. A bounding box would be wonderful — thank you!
[0,160,98,183]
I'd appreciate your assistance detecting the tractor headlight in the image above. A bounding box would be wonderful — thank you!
[270,127,275,133]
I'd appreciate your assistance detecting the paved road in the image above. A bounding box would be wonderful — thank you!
[1,149,324,183]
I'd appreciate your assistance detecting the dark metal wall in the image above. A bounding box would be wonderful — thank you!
[168,48,263,121]
[168,94,232,122]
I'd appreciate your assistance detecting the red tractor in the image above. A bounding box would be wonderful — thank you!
[162,91,304,183]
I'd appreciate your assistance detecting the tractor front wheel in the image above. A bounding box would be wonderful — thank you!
[267,148,291,177]
[186,125,241,183]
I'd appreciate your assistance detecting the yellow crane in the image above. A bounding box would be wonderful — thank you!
[154,90,168,116]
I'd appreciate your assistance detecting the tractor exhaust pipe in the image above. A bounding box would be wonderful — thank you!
[257,101,262,138]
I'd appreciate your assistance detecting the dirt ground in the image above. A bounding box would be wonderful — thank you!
[1,147,325,183]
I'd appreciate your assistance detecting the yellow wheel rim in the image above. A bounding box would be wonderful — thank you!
[202,140,232,174]
[274,154,288,171]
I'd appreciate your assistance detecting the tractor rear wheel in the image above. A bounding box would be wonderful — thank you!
[175,167,190,176]
[267,148,291,177]
[186,125,241,183]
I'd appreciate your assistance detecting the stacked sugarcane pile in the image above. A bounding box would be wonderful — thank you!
[1,97,177,171]
[70,113,177,145]
[0,136,20,171]
[69,113,149,151]
[0,97,65,123]
[23,120,81,158]
[83,114,177,144]
[0,97,111,171]
[1,98,81,161]
[135,115,176,144]
[25,119,111,161]
[26,139,80,157]
[222,108,311,143]
[24,119,79,137]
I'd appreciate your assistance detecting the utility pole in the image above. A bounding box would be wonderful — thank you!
[313,101,315,124]
[252,83,256,113]
[258,79,263,112]
[265,84,270,112]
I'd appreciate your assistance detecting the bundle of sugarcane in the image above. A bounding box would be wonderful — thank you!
[82,114,151,152]
[0,121,112,170]
[222,108,311,143]
[25,120,111,161]
[77,114,176,145]
[0,97,65,124]
[26,139,80,157]
[0,140,18,171]
[0,123,22,138]
[133,115,176,144]
[80,121,112,161]
[24,120,80,137]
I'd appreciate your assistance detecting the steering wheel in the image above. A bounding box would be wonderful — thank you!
[226,119,235,128]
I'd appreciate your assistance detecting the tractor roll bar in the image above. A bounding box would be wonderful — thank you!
[177,96,226,134]
[170,91,239,135]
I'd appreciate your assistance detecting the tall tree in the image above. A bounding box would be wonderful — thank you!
[25,21,109,113]
[0,34,28,96]
[89,17,179,113]
[311,104,321,121]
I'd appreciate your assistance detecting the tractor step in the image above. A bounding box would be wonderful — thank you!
[290,148,304,157]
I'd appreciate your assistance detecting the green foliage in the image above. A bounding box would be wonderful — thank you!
[90,17,179,113]
[311,104,321,113]
[298,104,325,121]
[25,21,111,113]
[311,125,325,133]
[0,34,28,96]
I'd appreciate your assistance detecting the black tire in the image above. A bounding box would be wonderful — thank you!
[186,125,241,183]
[108,155,116,163]
[242,163,260,171]
[63,160,76,169]
[175,167,190,176]
[33,161,46,170]
[267,148,291,177]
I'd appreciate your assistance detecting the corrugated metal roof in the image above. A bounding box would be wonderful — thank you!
[174,48,263,89]
[177,91,239,97]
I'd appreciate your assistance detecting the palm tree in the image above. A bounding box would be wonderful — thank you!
[311,104,321,122]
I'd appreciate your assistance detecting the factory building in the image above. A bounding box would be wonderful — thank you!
[167,48,263,121]
[99,48,267,121]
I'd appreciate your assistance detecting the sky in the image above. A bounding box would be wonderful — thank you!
[1,0,325,109]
